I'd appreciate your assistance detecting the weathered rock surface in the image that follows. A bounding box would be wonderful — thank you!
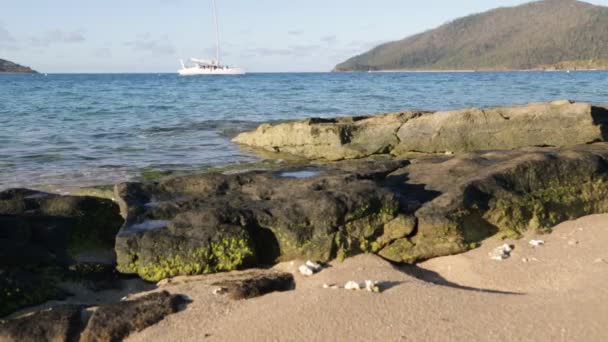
[114,161,406,282]
[0,305,84,342]
[210,270,295,300]
[0,189,124,317]
[115,143,608,279]
[0,189,123,265]
[80,291,184,342]
[0,292,184,342]
[233,101,608,160]
[379,143,608,262]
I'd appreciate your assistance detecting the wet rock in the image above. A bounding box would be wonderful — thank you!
[115,143,608,278]
[114,162,406,281]
[0,189,124,317]
[0,269,68,318]
[379,143,608,263]
[0,189,123,266]
[0,305,84,342]
[233,101,608,160]
[211,270,295,300]
[80,291,184,342]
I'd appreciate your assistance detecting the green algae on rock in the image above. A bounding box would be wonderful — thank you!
[113,162,408,281]
[113,144,608,280]
[0,189,124,317]
[380,144,608,263]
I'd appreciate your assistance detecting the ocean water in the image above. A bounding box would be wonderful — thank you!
[1,71,608,191]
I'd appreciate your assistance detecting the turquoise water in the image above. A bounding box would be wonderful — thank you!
[1,71,607,190]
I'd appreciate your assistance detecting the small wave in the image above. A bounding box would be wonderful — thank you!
[145,105,174,111]
[19,154,65,162]
[141,120,261,137]
[363,94,396,101]
[90,132,129,139]
[293,105,341,115]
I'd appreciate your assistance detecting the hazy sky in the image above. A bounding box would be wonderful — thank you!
[1,0,607,72]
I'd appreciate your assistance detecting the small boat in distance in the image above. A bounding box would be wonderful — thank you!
[178,0,244,76]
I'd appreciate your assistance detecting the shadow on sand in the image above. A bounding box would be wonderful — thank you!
[395,263,524,295]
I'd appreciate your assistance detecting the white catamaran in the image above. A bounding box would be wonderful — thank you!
[178,0,244,76]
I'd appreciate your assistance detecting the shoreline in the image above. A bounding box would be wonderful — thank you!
[3,100,608,340]
[340,68,608,73]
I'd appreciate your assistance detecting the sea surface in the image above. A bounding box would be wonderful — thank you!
[1,71,608,191]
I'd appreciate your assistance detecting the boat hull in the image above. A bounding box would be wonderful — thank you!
[178,67,245,76]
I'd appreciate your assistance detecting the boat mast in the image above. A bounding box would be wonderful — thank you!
[212,0,220,65]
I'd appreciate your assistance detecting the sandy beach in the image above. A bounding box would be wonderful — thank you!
[120,214,608,342]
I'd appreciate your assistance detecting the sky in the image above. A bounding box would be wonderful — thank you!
[1,0,608,73]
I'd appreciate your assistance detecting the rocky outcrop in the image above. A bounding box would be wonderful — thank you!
[0,292,185,342]
[233,101,608,160]
[380,143,608,262]
[210,270,295,300]
[114,143,608,281]
[114,161,406,282]
[80,291,185,342]
[0,189,124,317]
[0,59,37,74]
[0,305,84,342]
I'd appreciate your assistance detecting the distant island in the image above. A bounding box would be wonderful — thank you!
[334,0,608,72]
[0,58,37,73]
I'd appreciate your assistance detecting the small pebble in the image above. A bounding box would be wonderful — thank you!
[521,257,539,263]
[593,258,607,264]
[568,240,579,246]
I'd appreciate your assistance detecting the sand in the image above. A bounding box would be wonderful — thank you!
[119,214,608,341]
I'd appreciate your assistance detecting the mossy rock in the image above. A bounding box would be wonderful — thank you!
[118,237,255,282]
[0,189,124,317]
[114,144,608,279]
[0,268,65,318]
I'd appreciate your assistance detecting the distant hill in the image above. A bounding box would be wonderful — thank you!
[0,59,37,73]
[334,0,608,71]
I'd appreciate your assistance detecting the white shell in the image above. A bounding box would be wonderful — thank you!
[212,287,227,295]
[305,260,322,271]
[299,260,323,276]
[529,239,545,247]
[298,264,314,276]
[489,244,513,260]
[364,280,380,293]
[344,281,362,290]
